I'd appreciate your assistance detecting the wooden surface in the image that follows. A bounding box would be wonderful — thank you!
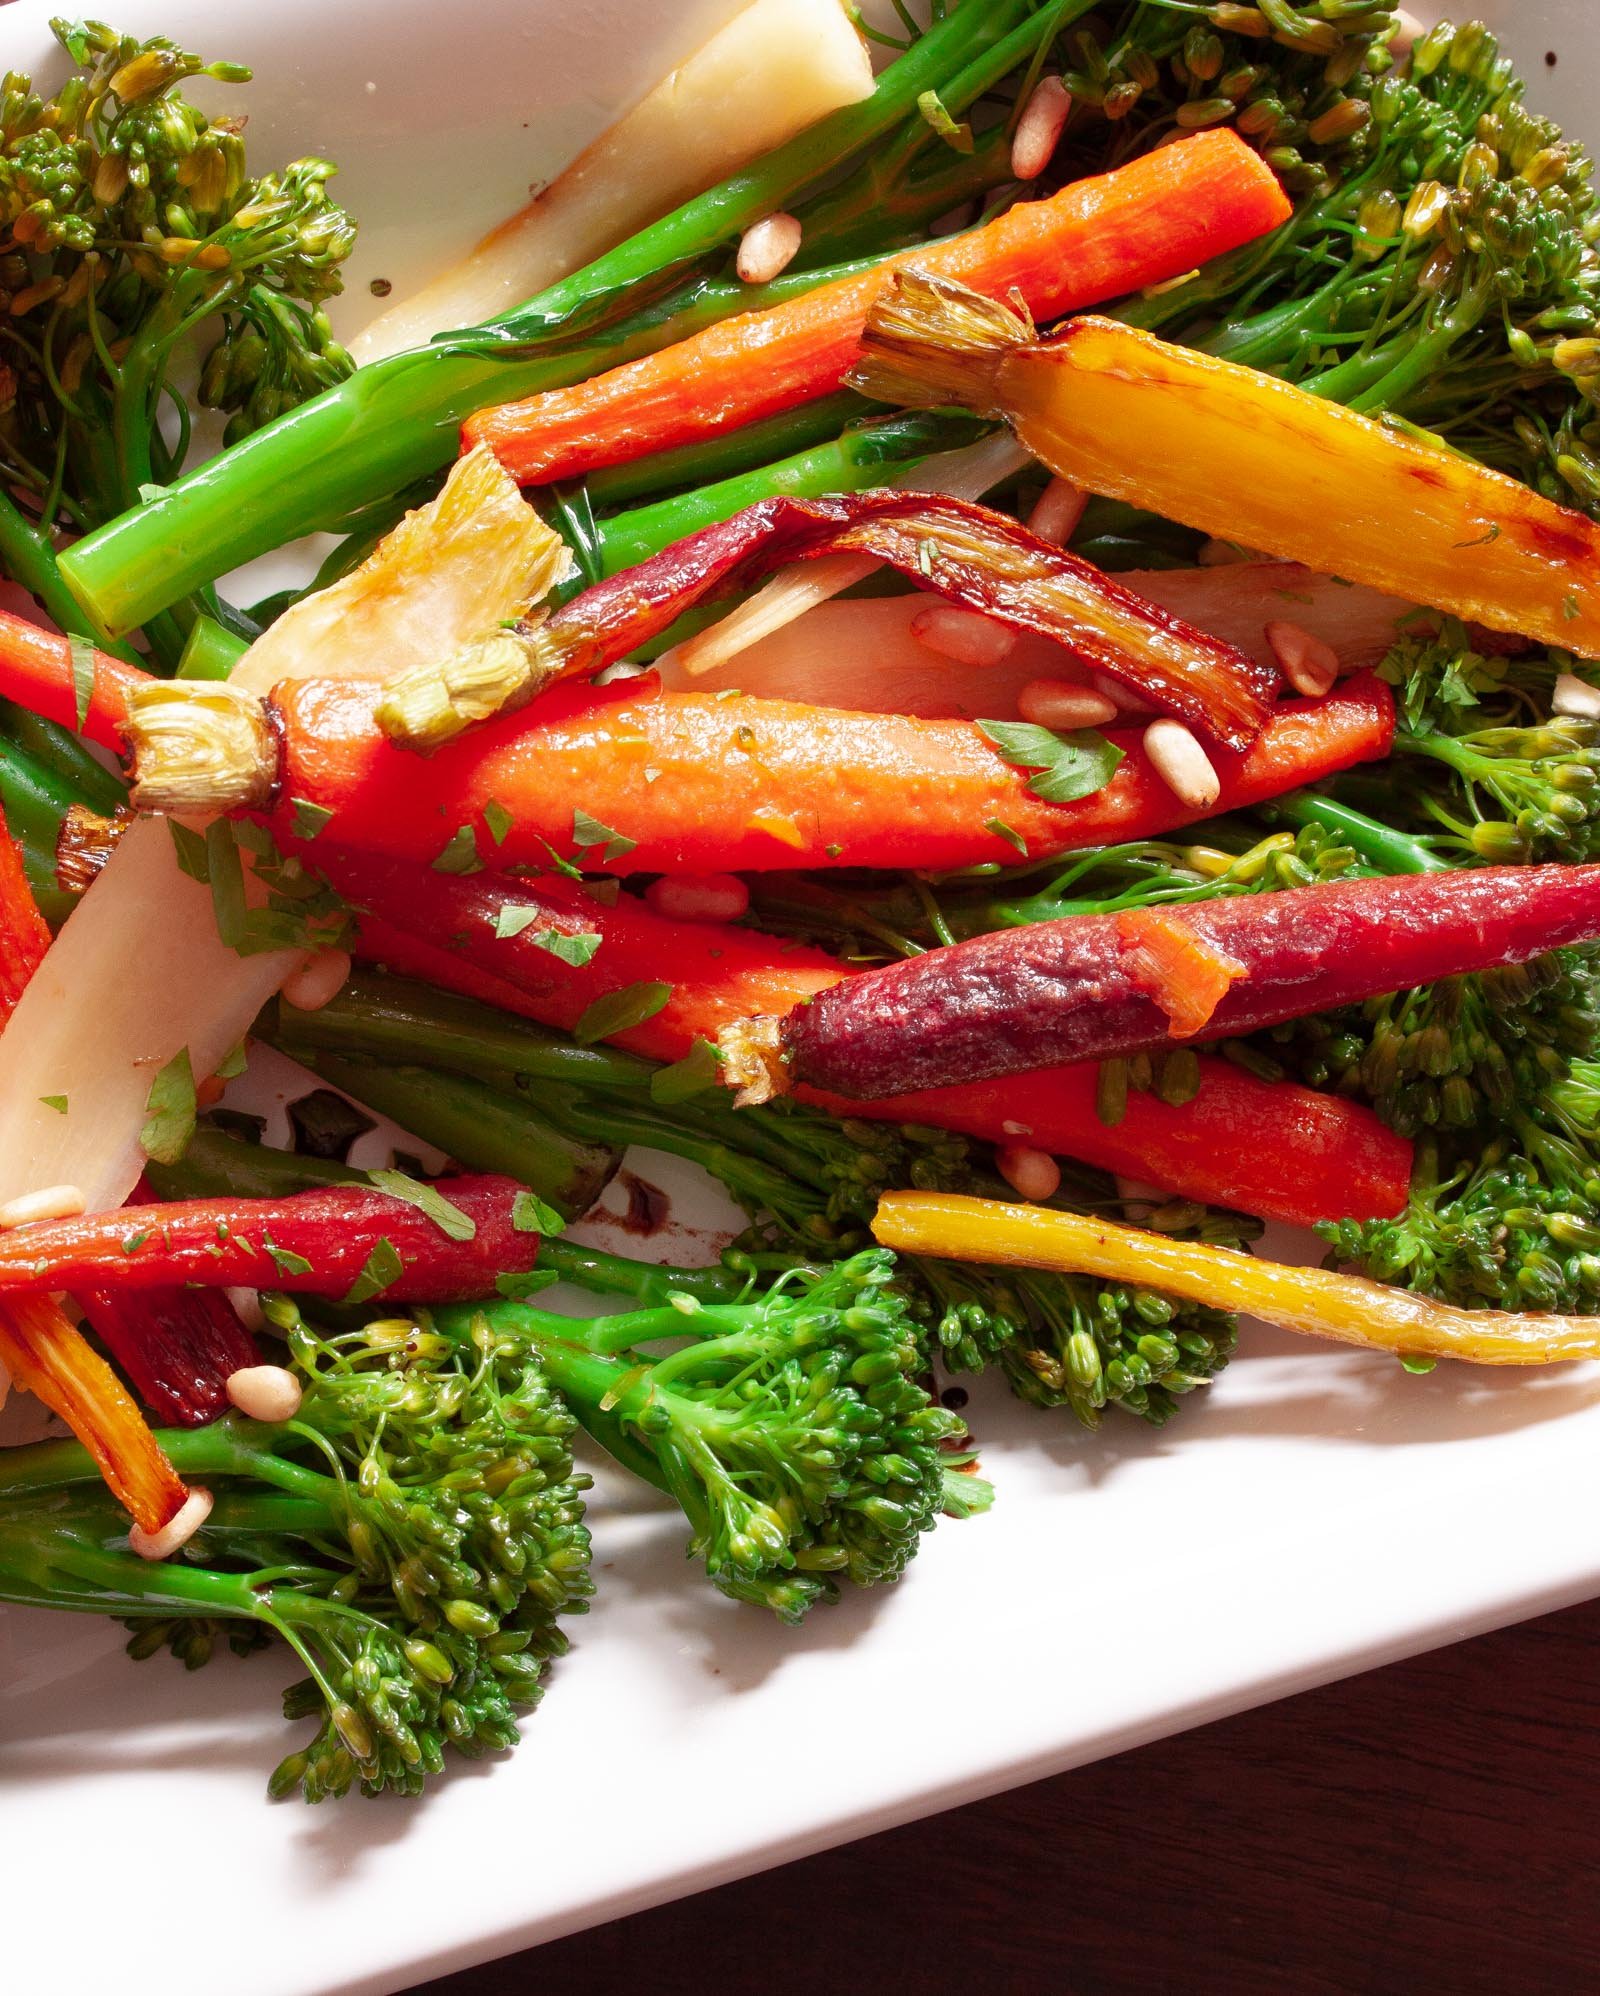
[407,1597,1600,1995]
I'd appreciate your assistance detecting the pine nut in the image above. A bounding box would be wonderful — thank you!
[1553,671,1600,720]
[0,1184,86,1230]
[645,874,750,924]
[1091,670,1155,715]
[1265,619,1340,697]
[1010,75,1071,181]
[736,212,803,285]
[1000,1119,1034,1138]
[1017,679,1120,730]
[1025,475,1088,546]
[998,1144,1061,1203]
[910,603,1018,666]
[128,1485,214,1562]
[226,1364,304,1424]
[281,948,352,1013]
[1143,720,1221,810]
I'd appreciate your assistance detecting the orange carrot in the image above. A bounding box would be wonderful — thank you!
[254,671,1394,877]
[463,130,1291,485]
[334,854,1412,1228]
[1115,907,1247,1038]
[0,1296,187,1532]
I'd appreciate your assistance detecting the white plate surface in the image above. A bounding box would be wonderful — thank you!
[0,3,1593,1992]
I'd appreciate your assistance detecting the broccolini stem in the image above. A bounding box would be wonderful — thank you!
[0,1416,337,1507]
[536,1237,751,1306]
[282,1053,621,1220]
[0,488,100,641]
[60,0,1062,633]
[1266,791,1450,875]
[591,410,989,577]
[1,697,128,814]
[581,395,864,510]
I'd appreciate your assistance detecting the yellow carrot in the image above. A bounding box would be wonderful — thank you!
[849,272,1600,659]
[872,1191,1600,1367]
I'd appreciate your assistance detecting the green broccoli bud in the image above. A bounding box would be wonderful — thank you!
[0,1300,592,1801]
[439,1249,966,1623]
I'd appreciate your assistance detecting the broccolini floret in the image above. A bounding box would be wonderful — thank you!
[439,1249,974,1623]
[0,1300,593,1800]
[0,18,355,651]
[1322,1062,1600,1315]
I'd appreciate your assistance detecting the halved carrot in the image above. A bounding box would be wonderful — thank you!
[849,272,1600,659]
[257,670,1394,877]
[333,853,1413,1228]
[463,130,1291,485]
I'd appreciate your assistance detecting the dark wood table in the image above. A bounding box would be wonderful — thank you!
[407,1596,1600,1994]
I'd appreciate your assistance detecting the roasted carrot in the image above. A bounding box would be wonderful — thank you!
[0,608,142,754]
[0,1173,542,1301]
[76,1283,259,1429]
[0,1294,188,1530]
[873,1194,1600,1367]
[849,271,1600,659]
[462,130,1291,485]
[375,490,1279,755]
[127,669,1392,878]
[739,864,1600,1101]
[333,852,1413,1228]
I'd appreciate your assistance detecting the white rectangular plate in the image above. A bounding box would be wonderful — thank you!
[0,3,1593,1992]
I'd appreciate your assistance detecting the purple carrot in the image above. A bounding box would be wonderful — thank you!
[376,490,1279,755]
[77,1286,258,1427]
[729,864,1600,1101]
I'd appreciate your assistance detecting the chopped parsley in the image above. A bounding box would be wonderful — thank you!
[978,719,1125,804]
[573,980,673,1044]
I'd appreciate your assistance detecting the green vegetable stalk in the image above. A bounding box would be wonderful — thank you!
[437,1249,975,1621]
[59,0,1074,634]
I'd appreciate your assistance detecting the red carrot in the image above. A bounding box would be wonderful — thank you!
[749,865,1600,1100]
[76,1284,260,1428]
[0,815,50,1018]
[0,1173,542,1301]
[0,608,141,754]
[374,491,1280,755]
[334,853,1413,1228]
[463,130,1291,485]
